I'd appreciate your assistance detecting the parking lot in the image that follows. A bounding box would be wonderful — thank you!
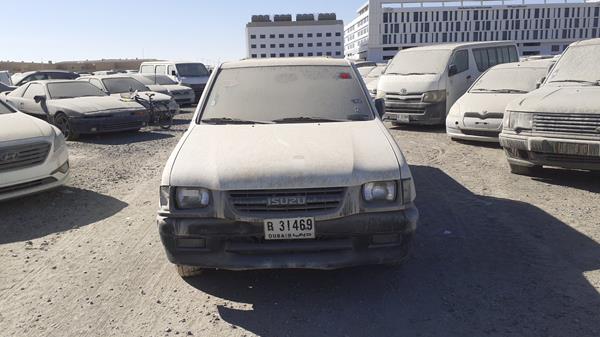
[0,107,598,337]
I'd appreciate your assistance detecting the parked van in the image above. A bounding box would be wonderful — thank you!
[139,61,210,102]
[377,41,519,125]
[0,71,12,86]
[499,38,600,175]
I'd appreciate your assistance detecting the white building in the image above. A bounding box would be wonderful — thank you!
[246,14,344,59]
[345,0,600,62]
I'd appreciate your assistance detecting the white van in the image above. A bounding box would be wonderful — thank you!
[0,71,12,86]
[377,41,519,125]
[139,61,210,102]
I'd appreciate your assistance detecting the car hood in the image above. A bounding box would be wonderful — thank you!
[377,74,441,94]
[167,120,403,190]
[365,78,379,91]
[111,91,172,102]
[458,92,527,115]
[506,85,600,114]
[51,96,144,114]
[0,112,52,142]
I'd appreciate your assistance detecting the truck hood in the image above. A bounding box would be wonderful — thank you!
[377,74,441,94]
[179,76,209,85]
[167,120,403,190]
[506,85,600,114]
[52,96,144,114]
[0,112,52,142]
[457,92,526,115]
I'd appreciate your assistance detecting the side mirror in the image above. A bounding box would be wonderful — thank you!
[171,70,177,76]
[375,98,386,118]
[535,77,546,89]
[448,64,458,77]
[34,95,46,104]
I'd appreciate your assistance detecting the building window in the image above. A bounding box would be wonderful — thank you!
[298,33,304,38]
[326,42,332,47]
[270,44,276,48]
[308,43,313,47]
[298,43,304,47]
[308,52,314,56]
[298,53,304,57]
[326,52,332,56]
[260,44,266,48]
[335,32,341,37]
[279,53,285,57]
[326,32,332,37]
[269,34,275,38]
[317,33,322,37]
[251,44,256,48]
[289,53,295,57]
[335,51,341,56]
[279,43,284,48]
[308,33,313,38]
[289,43,294,48]
[335,42,341,46]
[317,52,323,56]
[279,34,284,38]
[551,45,560,52]
[288,34,294,38]
[260,54,266,58]
[260,34,265,39]
[270,53,276,57]
[250,35,256,39]
[251,54,257,58]
[317,42,322,47]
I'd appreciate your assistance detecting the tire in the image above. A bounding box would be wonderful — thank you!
[159,112,173,130]
[510,163,542,176]
[176,265,203,278]
[54,113,79,141]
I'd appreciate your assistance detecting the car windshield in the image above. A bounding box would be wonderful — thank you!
[367,66,386,78]
[199,65,373,124]
[102,77,148,93]
[146,75,178,85]
[386,49,452,75]
[47,82,107,99]
[176,63,209,77]
[547,44,600,85]
[470,66,549,93]
[0,100,15,114]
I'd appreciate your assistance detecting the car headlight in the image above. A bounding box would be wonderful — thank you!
[363,181,397,202]
[375,90,386,100]
[507,111,533,131]
[52,127,66,152]
[422,90,446,103]
[175,187,211,209]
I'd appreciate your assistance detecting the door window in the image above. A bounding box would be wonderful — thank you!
[156,65,166,75]
[23,83,45,98]
[140,65,154,74]
[451,50,469,74]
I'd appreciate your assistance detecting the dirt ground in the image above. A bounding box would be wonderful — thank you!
[1,108,599,337]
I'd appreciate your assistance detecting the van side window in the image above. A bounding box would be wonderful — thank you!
[140,65,154,74]
[167,65,176,76]
[89,79,104,90]
[473,49,489,71]
[452,50,469,74]
[508,46,519,62]
[156,65,166,75]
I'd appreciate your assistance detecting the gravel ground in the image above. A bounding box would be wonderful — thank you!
[1,108,599,337]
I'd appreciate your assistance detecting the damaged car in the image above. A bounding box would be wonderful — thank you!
[499,38,600,175]
[157,58,418,277]
[131,74,195,106]
[1,80,148,140]
[0,100,69,201]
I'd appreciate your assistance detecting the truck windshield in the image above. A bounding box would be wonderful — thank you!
[102,78,148,93]
[176,63,209,77]
[48,82,107,99]
[199,65,373,124]
[386,49,452,75]
[0,100,15,114]
[470,67,550,93]
[547,44,600,85]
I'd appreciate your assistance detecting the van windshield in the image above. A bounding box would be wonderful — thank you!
[199,66,373,124]
[386,49,452,75]
[547,44,600,85]
[470,67,550,93]
[176,63,209,77]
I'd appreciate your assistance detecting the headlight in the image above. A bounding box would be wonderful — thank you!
[363,181,397,202]
[52,128,66,152]
[507,111,533,131]
[375,90,386,100]
[422,90,446,103]
[175,187,211,209]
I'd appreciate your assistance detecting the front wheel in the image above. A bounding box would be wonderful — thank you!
[159,111,173,130]
[54,113,79,141]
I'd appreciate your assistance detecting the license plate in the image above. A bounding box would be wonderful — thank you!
[397,114,410,122]
[264,217,315,240]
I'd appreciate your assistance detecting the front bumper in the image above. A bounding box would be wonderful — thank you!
[500,132,600,171]
[446,125,500,143]
[0,160,69,202]
[157,206,419,270]
[70,114,148,134]
[383,101,446,125]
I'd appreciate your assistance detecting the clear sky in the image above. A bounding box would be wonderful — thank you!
[4,0,365,65]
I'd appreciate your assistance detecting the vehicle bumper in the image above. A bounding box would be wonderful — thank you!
[0,160,70,202]
[157,206,419,270]
[446,126,500,143]
[383,101,446,125]
[70,115,148,134]
[499,132,600,171]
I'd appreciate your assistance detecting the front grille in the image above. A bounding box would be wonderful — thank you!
[533,113,600,136]
[99,121,145,131]
[386,93,423,104]
[385,107,425,114]
[0,177,57,195]
[533,152,600,164]
[0,142,51,173]
[229,187,346,215]
[461,129,501,137]
[189,84,206,95]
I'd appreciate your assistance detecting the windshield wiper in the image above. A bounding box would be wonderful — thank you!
[548,79,599,85]
[202,117,272,125]
[272,117,348,124]
[472,88,528,94]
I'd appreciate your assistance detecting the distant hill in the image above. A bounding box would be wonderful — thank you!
[0,59,159,74]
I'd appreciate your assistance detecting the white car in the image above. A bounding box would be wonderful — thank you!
[0,100,69,201]
[132,74,195,106]
[446,59,555,142]
[157,58,418,277]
